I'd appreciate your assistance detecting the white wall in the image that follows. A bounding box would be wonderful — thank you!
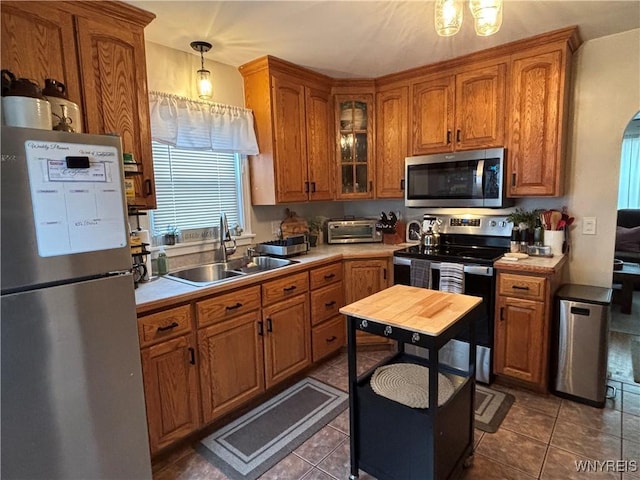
[145,41,244,106]
[565,28,640,287]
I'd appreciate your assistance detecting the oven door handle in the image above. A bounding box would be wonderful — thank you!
[430,262,493,276]
[393,256,412,266]
[393,256,493,276]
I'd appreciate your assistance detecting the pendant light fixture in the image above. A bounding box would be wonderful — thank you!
[469,0,503,36]
[435,0,463,37]
[190,41,213,100]
[434,0,502,37]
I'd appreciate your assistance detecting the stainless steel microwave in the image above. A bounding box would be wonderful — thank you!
[404,147,513,208]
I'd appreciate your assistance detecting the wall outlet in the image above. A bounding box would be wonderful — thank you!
[582,217,597,235]
[271,221,281,237]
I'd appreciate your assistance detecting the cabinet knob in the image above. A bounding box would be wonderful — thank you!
[384,326,393,336]
[412,332,421,343]
[359,319,368,330]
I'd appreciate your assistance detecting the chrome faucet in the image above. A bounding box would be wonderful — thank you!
[219,213,236,262]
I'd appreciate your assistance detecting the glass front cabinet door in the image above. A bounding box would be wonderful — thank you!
[335,95,374,199]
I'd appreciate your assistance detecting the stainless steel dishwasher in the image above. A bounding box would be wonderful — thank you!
[551,284,613,408]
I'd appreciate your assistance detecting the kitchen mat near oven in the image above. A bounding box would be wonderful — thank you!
[370,363,454,408]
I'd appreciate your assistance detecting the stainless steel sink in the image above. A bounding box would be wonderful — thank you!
[230,256,297,274]
[164,256,298,287]
[165,263,246,287]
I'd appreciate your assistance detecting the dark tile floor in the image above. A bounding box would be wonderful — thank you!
[153,350,640,480]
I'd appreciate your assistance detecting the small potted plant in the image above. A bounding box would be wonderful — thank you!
[507,208,541,231]
[164,225,179,245]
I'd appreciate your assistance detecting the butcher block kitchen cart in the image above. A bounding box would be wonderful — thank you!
[339,284,482,480]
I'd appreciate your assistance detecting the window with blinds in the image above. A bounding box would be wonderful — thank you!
[150,142,242,234]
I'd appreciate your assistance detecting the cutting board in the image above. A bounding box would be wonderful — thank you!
[280,209,308,238]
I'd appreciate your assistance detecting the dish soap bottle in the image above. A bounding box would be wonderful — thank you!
[156,247,168,276]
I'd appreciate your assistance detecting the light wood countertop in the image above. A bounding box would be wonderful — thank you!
[493,252,568,274]
[339,284,482,337]
[135,243,409,314]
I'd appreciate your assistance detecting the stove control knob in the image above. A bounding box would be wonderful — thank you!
[499,221,507,228]
[489,220,497,227]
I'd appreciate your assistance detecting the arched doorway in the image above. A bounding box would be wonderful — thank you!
[609,111,640,385]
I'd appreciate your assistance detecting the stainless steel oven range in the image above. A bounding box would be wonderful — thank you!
[393,214,511,384]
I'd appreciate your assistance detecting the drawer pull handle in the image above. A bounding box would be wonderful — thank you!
[267,318,273,332]
[325,300,336,307]
[283,285,297,292]
[512,285,530,291]
[226,302,243,310]
[323,273,335,280]
[326,336,337,343]
[188,347,195,365]
[157,321,179,332]
[258,320,264,336]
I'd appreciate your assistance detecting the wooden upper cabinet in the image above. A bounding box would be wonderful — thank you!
[76,16,155,209]
[305,86,334,201]
[335,94,375,199]
[376,85,409,198]
[454,63,506,151]
[1,1,157,209]
[411,63,505,155]
[239,56,333,205]
[271,73,308,203]
[1,2,81,110]
[508,48,567,197]
[412,74,455,155]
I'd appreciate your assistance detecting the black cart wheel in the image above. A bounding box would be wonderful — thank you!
[463,454,474,468]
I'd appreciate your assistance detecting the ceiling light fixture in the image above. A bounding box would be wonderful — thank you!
[190,41,213,100]
[435,0,502,37]
[469,0,503,36]
[435,0,463,37]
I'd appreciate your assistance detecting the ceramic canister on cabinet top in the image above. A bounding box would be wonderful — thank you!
[1,70,52,130]
[43,79,82,132]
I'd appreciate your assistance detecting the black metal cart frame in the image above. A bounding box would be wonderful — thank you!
[346,303,481,480]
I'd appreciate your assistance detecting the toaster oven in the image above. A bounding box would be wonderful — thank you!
[326,219,382,244]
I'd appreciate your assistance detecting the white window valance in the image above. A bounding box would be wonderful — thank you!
[148,91,259,155]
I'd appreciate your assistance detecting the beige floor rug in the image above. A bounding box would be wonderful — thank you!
[197,378,347,480]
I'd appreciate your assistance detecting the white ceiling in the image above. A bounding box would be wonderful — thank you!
[129,1,640,78]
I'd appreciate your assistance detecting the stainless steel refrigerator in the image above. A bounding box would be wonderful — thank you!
[1,127,152,479]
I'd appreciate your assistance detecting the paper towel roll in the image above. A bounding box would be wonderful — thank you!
[135,230,153,281]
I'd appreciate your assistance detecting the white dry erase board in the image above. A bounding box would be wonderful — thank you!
[25,140,128,257]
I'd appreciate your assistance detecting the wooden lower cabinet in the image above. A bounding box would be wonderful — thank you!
[312,315,346,362]
[262,293,311,388]
[343,258,390,345]
[310,261,345,361]
[198,311,265,424]
[493,268,563,392]
[494,296,545,384]
[140,334,200,453]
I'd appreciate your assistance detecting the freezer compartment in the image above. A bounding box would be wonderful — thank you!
[1,127,131,292]
[1,273,151,479]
